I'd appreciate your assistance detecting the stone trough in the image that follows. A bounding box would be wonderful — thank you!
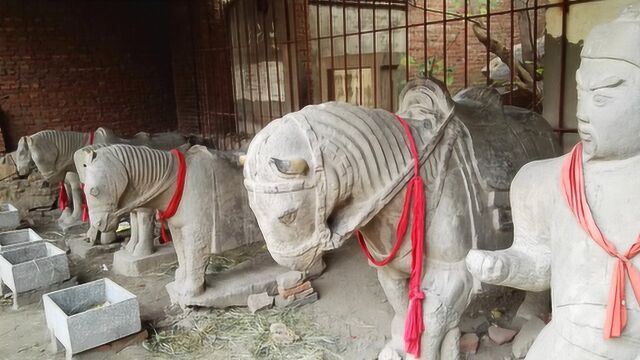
[43,278,141,360]
[0,203,19,231]
[0,228,43,252]
[0,241,70,309]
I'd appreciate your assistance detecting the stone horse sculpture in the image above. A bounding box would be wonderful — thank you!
[19,128,187,244]
[243,78,560,359]
[78,144,262,305]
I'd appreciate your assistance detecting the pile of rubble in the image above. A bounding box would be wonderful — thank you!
[246,270,319,313]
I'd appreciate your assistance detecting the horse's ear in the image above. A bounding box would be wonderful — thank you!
[25,136,32,147]
[270,158,308,175]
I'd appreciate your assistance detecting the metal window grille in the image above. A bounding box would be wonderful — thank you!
[195,0,601,150]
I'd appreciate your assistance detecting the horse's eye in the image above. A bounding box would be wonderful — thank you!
[278,209,297,225]
[89,187,100,197]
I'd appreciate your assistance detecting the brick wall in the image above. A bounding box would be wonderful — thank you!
[0,0,177,150]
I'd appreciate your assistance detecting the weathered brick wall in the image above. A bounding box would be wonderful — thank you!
[0,0,178,150]
[168,0,200,135]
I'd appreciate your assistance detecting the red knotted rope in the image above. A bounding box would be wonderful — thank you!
[58,182,69,211]
[356,114,426,357]
[157,149,187,244]
[560,142,640,339]
[81,131,95,222]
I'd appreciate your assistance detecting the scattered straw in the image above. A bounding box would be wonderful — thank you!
[206,242,268,274]
[144,307,344,359]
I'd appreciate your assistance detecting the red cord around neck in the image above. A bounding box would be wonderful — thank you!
[157,149,187,244]
[356,114,426,357]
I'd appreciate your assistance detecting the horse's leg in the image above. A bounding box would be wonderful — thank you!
[168,223,187,307]
[377,267,409,359]
[414,261,471,360]
[179,224,210,299]
[415,168,474,360]
[66,172,83,224]
[125,208,154,257]
[58,179,72,223]
[134,208,155,257]
[125,210,139,254]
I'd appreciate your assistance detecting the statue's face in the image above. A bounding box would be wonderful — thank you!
[16,137,33,176]
[576,59,640,159]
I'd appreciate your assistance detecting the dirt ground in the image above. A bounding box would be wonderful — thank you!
[0,212,525,360]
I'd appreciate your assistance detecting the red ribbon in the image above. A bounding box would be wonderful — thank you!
[560,143,640,339]
[357,114,426,357]
[58,182,69,211]
[157,149,187,244]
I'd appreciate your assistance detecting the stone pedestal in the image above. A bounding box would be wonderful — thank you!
[112,245,177,277]
[166,253,288,308]
[67,235,120,259]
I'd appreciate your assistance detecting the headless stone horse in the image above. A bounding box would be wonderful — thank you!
[243,78,560,359]
[20,128,187,244]
[77,144,261,305]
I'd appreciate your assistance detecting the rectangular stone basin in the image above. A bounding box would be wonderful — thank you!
[43,278,141,358]
[0,241,69,294]
[0,203,19,231]
[0,228,43,252]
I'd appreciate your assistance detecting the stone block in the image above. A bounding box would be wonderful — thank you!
[112,245,177,277]
[67,235,120,259]
[290,291,318,307]
[459,333,479,354]
[488,325,517,345]
[43,278,141,359]
[278,281,311,299]
[0,241,70,309]
[0,203,19,231]
[0,228,43,252]
[247,292,274,313]
[166,253,288,308]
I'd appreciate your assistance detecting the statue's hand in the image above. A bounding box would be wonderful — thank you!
[465,249,511,284]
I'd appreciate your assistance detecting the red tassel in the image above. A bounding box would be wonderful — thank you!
[357,115,427,358]
[80,183,89,222]
[157,149,187,244]
[58,182,69,211]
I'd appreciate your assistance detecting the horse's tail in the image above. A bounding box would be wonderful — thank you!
[397,76,455,122]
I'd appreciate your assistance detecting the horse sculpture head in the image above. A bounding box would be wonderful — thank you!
[78,144,176,232]
[16,136,35,176]
[26,132,64,182]
[244,78,454,272]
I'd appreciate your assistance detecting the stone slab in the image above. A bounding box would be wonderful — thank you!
[43,278,141,358]
[0,203,20,231]
[67,235,120,259]
[112,245,177,277]
[166,253,288,308]
[0,228,43,252]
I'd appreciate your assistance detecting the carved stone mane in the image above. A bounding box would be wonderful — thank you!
[30,130,89,171]
[91,145,177,212]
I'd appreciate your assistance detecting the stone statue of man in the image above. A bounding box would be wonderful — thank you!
[465,4,640,359]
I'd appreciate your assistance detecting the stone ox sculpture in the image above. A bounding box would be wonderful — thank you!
[466,5,640,359]
[17,128,187,244]
[243,78,560,359]
[77,144,262,306]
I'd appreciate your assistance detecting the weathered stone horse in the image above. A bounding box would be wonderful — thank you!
[78,144,262,305]
[18,128,187,244]
[243,78,560,359]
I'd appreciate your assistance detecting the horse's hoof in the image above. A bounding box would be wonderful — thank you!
[378,345,403,360]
